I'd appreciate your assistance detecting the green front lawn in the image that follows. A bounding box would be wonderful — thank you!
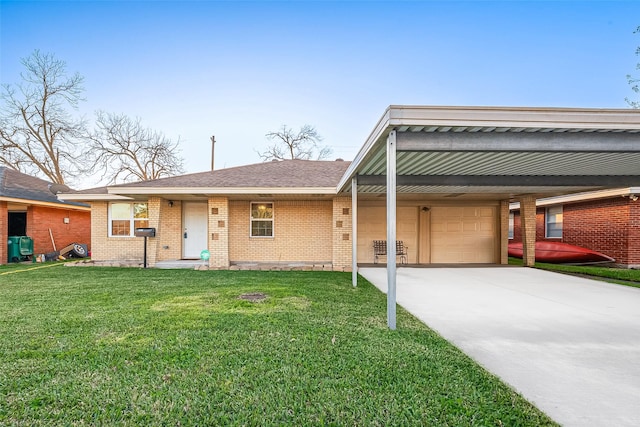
[509,257,640,288]
[0,267,555,426]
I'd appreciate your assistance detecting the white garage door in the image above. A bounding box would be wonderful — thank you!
[430,206,497,263]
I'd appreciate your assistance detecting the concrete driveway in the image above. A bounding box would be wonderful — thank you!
[359,267,640,427]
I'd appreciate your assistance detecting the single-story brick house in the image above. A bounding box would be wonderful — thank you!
[62,160,354,269]
[59,106,640,271]
[509,187,640,268]
[0,167,91,264]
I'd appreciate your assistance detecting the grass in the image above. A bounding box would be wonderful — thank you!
[0,266,556,426]
[509,257,640,288]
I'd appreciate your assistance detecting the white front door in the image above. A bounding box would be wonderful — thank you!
[183,202,208,259]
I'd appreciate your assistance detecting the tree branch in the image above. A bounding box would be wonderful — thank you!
[259,124,332,161]
[88,111,184,184]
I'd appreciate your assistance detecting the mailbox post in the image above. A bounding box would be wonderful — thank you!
[134,228,156,268]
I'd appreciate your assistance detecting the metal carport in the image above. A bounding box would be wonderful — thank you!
[338,105,640,329]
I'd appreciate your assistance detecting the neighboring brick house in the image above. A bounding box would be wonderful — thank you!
[0,167,91,264]
[510,188,640,268]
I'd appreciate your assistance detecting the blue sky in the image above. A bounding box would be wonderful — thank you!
[2,1,639,187]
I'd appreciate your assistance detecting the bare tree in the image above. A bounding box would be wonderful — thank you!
[627,26,640,109]
[0,50,87,184]
[89,111,185,184]
[258,124,332,161]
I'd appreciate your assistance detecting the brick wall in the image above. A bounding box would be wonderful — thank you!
[208,197,229,268]
[90,201,142,262]
[145,197,161,266]
[332,197,352,269]
[519,196,537,266]
[228,199,333,264]
[91,198,182,265]
[534,207,549,241]
[91,198,336,266]
[629,201,640,267]
[512,197,640,266]
[26,206,91,255]
[563,198,632,265]
[499,200,509,264]
[512,209,553,242]
[0,202,7,263]
[512,211,522,242]
[156,200,182,261]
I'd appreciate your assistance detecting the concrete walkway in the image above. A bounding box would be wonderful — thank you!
[359,267,640,427]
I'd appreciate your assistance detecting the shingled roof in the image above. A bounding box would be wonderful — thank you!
[112,159,352,189]
[0,167,88,208]
[58,159,352,201]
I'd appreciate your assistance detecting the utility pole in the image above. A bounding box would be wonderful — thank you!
[210,135,216,171]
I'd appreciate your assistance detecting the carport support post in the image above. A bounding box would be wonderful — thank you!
[520,195,537,267]
[500,200,510,265]
[387,130,397,330]
[352,176,358,287]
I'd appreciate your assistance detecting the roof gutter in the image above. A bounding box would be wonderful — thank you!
[0,196,91,210]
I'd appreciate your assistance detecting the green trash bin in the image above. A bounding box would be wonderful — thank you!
[7,236,34,263]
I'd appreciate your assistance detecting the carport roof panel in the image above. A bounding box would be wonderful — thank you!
[361,151,640,176]
[357,184,595,195]
[338,106,640,193]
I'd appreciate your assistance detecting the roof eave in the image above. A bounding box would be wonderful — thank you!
[337,106,393,192]
[109,187,338,195]
[57,194,134,202]
[0,196,91,210]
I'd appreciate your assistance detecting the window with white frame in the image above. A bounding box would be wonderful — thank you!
[250,202,273,237]
[109,202,149,237]
[545,205,563,238]
[508,212,514,239]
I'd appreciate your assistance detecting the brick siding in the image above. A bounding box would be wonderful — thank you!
[332,197,353,268]
[87,195,513,269]
[499,200,509,264]
[519,196,537,267]
[629,201,640,267]
[208,197,229,268]
[0,201,7,263]
[156,200,182,261]
[90,198,181,264]
[27,206,91,256]
[1,203,90,264]
[144,197,161,266]
[512,197,640,267]
[90,201,142,262]
[563,198,635,266]
[228,199,333,264]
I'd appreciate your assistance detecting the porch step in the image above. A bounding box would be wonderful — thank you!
[155,260,206,269]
